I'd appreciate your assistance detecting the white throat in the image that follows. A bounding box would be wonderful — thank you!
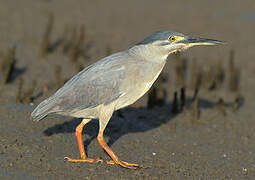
[128,45,169,63]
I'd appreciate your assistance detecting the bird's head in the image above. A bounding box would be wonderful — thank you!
[132,31,224,60]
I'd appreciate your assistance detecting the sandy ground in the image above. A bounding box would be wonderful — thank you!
[0,0,255,179]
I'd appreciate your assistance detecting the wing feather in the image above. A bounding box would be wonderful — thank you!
[51,52,127,112]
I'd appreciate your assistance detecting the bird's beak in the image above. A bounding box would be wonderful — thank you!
[177,36,224,46]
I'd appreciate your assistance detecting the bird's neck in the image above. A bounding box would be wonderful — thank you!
[127,45,169,63]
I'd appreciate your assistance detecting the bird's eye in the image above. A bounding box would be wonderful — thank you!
[169,36,176,42]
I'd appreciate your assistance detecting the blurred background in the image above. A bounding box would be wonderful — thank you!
[0,0,255,179]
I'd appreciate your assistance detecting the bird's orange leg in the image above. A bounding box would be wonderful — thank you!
[97,130,139,169]
[65,118,102,163]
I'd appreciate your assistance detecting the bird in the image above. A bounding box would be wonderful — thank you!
[31,31,223,169]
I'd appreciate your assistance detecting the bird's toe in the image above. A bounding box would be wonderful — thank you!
[64,156,103,163]
[107,160,139,169]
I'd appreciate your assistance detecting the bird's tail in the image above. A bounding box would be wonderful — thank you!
[31,97,55,121]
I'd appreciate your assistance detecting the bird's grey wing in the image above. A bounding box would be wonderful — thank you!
[51,53,127,112]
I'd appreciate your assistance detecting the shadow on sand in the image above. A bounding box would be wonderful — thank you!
[42,96,229,156]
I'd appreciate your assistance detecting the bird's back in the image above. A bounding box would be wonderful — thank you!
[31,52,130,121]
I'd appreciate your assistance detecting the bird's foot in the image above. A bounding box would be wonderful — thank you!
[107,160,139,169]
[64,156,103,163]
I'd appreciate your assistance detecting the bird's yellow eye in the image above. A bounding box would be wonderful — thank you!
[169,36,176,42]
